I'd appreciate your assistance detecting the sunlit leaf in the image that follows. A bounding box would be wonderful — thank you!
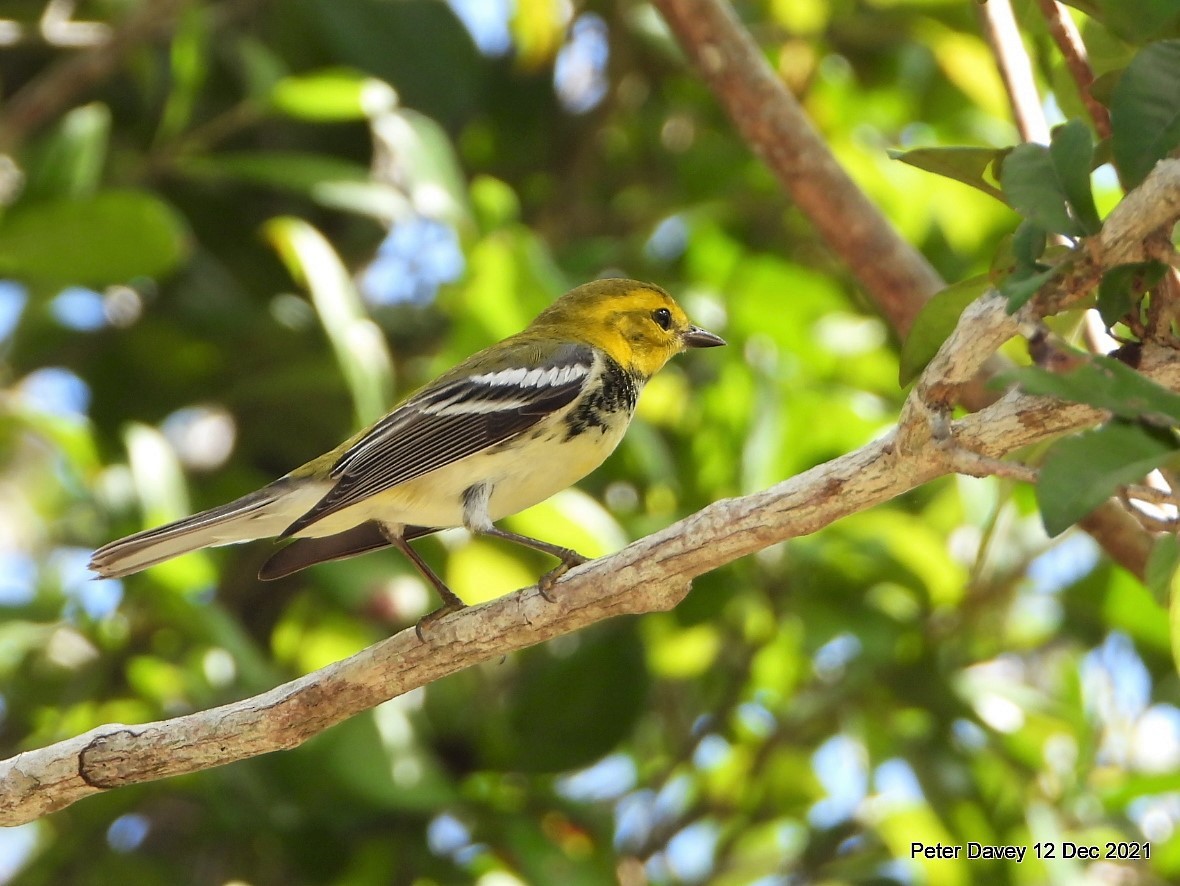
[371,108,471,225]
[264,216,393,424]
[22,103,110,201]
[446,539,536,606]
[270,67,395,120]
[157,3,210,142]
[888,146,1006,201]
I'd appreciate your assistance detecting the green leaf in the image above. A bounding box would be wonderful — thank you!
[1059,0,1180,44]
[1148,534,1180,604]
[0,190,188,285]
[999,142,1081,236]
[1049,120,1102,235]
[235,36,288,101]
[22,103,110,201]
[270,67,395,121]
[264,216,394,425]
[178,152,410,218]
[1097,261,1166,327]
[157,3,209,142]
[506,627,649,772]
[899,274,990,385]
[1011,219,1047,267]
[373,108,471,226]
[1171,561,1180,676]
[887,146,1007,201]
[1001,265,1058,312]
[1005,352,1180,426]
[179,152,371,194]
[1111,40,1180,189]
[1037,421,1180,536]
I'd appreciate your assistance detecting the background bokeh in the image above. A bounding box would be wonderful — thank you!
[1,0,1178,883]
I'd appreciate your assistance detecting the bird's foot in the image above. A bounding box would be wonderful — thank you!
[537,552,589,603]
[415,598,467,642]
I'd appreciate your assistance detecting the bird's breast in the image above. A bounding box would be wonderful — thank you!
[561,355,640,441]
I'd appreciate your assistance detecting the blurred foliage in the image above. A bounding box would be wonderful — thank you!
[1,0,1180,884]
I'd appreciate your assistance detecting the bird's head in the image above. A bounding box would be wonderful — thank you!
[532,278,725,379]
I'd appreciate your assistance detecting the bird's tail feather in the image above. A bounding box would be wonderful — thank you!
[89,479,322,579]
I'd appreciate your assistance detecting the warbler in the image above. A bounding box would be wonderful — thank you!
[89,278,724,618]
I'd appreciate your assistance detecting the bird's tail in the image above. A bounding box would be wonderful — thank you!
[88,478,325,579]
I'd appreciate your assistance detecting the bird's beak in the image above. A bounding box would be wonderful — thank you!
[681,325,726,348]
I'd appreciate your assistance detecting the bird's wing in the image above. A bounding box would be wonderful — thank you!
[281,341,596,536]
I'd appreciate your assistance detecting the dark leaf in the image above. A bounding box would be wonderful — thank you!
[506,627,648,772]
[1005,352,1180,426]
[1001,265,1059,312]
[1049,120,1102,235]
[1037,421,1180,536]
[999,142,1082,236]
[1096,261,1167,327]
[1110,40,1180,189]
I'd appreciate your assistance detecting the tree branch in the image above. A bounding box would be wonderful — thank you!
[7,0,1180,826]
[1035,0,1112,140]
[6,157,1180,824]
[980,0,1050,143]
[651,0,1171,577]
[651,0,944,336]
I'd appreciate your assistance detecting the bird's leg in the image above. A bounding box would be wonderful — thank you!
[475,525,588,603]
[461,483,587,602]
[382,528,465,640]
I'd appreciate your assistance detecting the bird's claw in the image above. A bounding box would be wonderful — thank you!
[537,552,588,603]
[415,599,466,642]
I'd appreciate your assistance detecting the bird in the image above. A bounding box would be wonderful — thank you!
[89,278,725,622]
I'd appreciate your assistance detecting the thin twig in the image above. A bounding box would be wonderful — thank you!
[979,0,1049,143]
[650,0,1168,588]
[6,154,1180,825]
[1034,0,1112,139]
[980,0,1114,357]
[1123,482,1180,510]
[651,0,944,336]
[945,448,1039,484]
[0,0,186,152]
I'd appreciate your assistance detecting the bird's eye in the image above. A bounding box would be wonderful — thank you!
[652,307,673,330]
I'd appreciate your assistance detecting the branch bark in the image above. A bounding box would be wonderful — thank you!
[6,157,1180,825]
[1035,0,1112,139]
[980,0,1050,143]
[651,0,944,336]
[6,0,1180,826]
[650,0,1163,576]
